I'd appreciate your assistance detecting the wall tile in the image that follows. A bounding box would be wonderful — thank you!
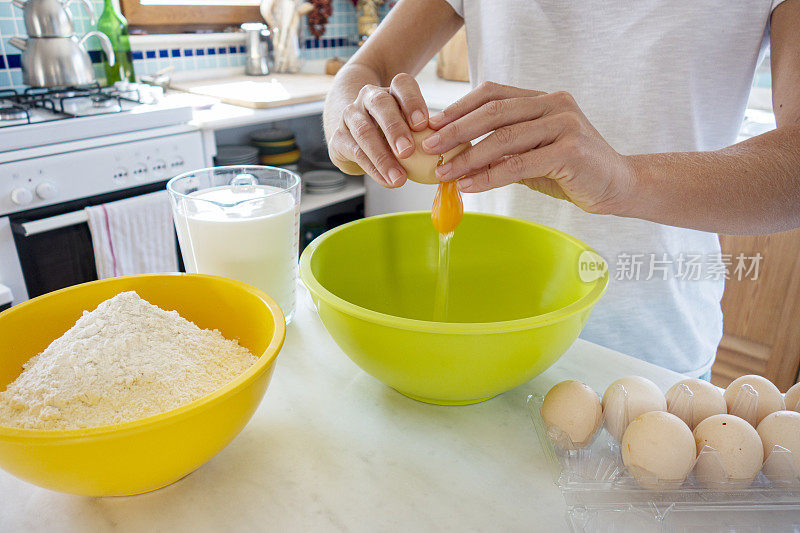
[0,19,16,36]
[8,68,21,85]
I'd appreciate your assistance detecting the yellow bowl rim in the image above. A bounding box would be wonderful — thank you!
[0,273,286,441]
[299,211,609,335]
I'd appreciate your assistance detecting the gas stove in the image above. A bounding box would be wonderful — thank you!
[0,82,195,153]
[0,81,207,306]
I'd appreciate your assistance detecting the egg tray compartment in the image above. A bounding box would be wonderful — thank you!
[527,394,800,532]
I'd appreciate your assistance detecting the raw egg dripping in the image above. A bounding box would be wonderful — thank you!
[431,156,463,235]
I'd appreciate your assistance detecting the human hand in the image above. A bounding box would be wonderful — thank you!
[327,73,429,188]
[423,82,636,215]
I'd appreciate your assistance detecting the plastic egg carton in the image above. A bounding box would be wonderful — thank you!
[527,392,800,533]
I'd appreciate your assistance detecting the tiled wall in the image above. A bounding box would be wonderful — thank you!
[0,0,389,90]
[130,40,248,78]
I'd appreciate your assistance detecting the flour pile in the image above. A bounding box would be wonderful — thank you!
[0,291,258,430]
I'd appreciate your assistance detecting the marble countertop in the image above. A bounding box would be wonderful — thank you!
[0,284,684,532]
[163,61,471,131]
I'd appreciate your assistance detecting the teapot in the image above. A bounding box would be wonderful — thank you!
[12,0,96,37]
[8,32,115,88]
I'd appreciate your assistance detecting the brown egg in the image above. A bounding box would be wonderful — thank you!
[542,380,603,449]
[693,414,764,490]
[622,411,696,490]
[666,378,727,430]
[724,375,785,426]
[602,376,667,442]
[785,382,800,413]
[757,410,800,483]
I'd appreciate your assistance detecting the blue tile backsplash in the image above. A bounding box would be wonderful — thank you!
[0,0,382,91]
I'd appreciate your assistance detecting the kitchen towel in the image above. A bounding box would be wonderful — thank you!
[85,191,178,279]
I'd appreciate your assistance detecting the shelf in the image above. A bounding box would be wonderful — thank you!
[299,175,365,215]
[188,100,326,131]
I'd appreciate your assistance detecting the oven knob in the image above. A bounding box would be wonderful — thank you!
[152,159,167,174]
[10,187,34,206]
[132,163,148,180]
[35,181,57,200]
[113,168,129,183]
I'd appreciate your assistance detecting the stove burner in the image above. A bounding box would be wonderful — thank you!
[0,105,27,121]
[0,84,154,129]
[91,95,115,108]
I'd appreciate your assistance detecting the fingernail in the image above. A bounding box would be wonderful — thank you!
[422,133,440,151]
[457,177,473,190]
[395,136,413,156]
[411,110,426,127]
[435,162,451,178]
[388,168,403,185]
[429,113,443,126]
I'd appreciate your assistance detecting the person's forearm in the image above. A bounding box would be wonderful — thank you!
[624,124,800,235]
[322,62,383,145]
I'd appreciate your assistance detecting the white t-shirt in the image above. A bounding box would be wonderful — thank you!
[442,0,784,376]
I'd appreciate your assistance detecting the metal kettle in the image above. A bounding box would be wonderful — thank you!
[242,22,272,76]
[12,0,96,38]
[8,32,115,88]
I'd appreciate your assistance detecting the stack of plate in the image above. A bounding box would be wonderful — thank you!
[304,147,338,171]
[303,170,347,194]
[214,145,259,166]
[250,128,301,167]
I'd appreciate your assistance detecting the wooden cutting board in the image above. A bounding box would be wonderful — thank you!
[170,73,335,109]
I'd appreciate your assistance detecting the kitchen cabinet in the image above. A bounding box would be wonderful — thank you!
[712,228,800,390]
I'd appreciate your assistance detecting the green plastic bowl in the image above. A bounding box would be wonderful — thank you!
[300,212,608,405]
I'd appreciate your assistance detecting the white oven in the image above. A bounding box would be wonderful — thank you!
[0,86,207,305]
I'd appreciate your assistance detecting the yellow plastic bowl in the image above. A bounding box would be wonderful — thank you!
[0,273,285,496]
[300,212,608,405]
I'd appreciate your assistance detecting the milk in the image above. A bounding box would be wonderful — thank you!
[173,185,298,321]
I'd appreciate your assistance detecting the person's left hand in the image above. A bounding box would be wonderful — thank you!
[422,82,637,216]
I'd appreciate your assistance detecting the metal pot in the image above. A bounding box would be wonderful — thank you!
[11,0,96,38]
[8,32,115,88]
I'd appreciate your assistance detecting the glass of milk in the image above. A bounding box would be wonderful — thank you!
[167,166,301,323]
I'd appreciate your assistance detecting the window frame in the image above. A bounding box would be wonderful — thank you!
[120,0,260,33]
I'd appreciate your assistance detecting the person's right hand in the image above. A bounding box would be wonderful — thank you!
[328,73,429,188]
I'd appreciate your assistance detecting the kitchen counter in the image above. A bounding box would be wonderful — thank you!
[165,61,471,131]
[0,284,683,532]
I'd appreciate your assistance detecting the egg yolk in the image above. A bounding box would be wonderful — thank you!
[431,180,463,235]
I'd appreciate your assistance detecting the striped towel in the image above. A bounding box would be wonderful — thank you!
[85,191,178,279]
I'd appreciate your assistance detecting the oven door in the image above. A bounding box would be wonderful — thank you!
[10,181,183,300]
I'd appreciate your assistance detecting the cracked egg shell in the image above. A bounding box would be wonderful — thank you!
[399,129,470,184]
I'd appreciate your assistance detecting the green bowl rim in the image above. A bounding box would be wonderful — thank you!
[299,211,609,334]
[0,273,286,441]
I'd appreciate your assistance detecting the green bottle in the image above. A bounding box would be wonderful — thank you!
[97,0,135,85]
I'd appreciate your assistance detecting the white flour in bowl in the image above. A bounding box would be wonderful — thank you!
[0,291,258,430]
